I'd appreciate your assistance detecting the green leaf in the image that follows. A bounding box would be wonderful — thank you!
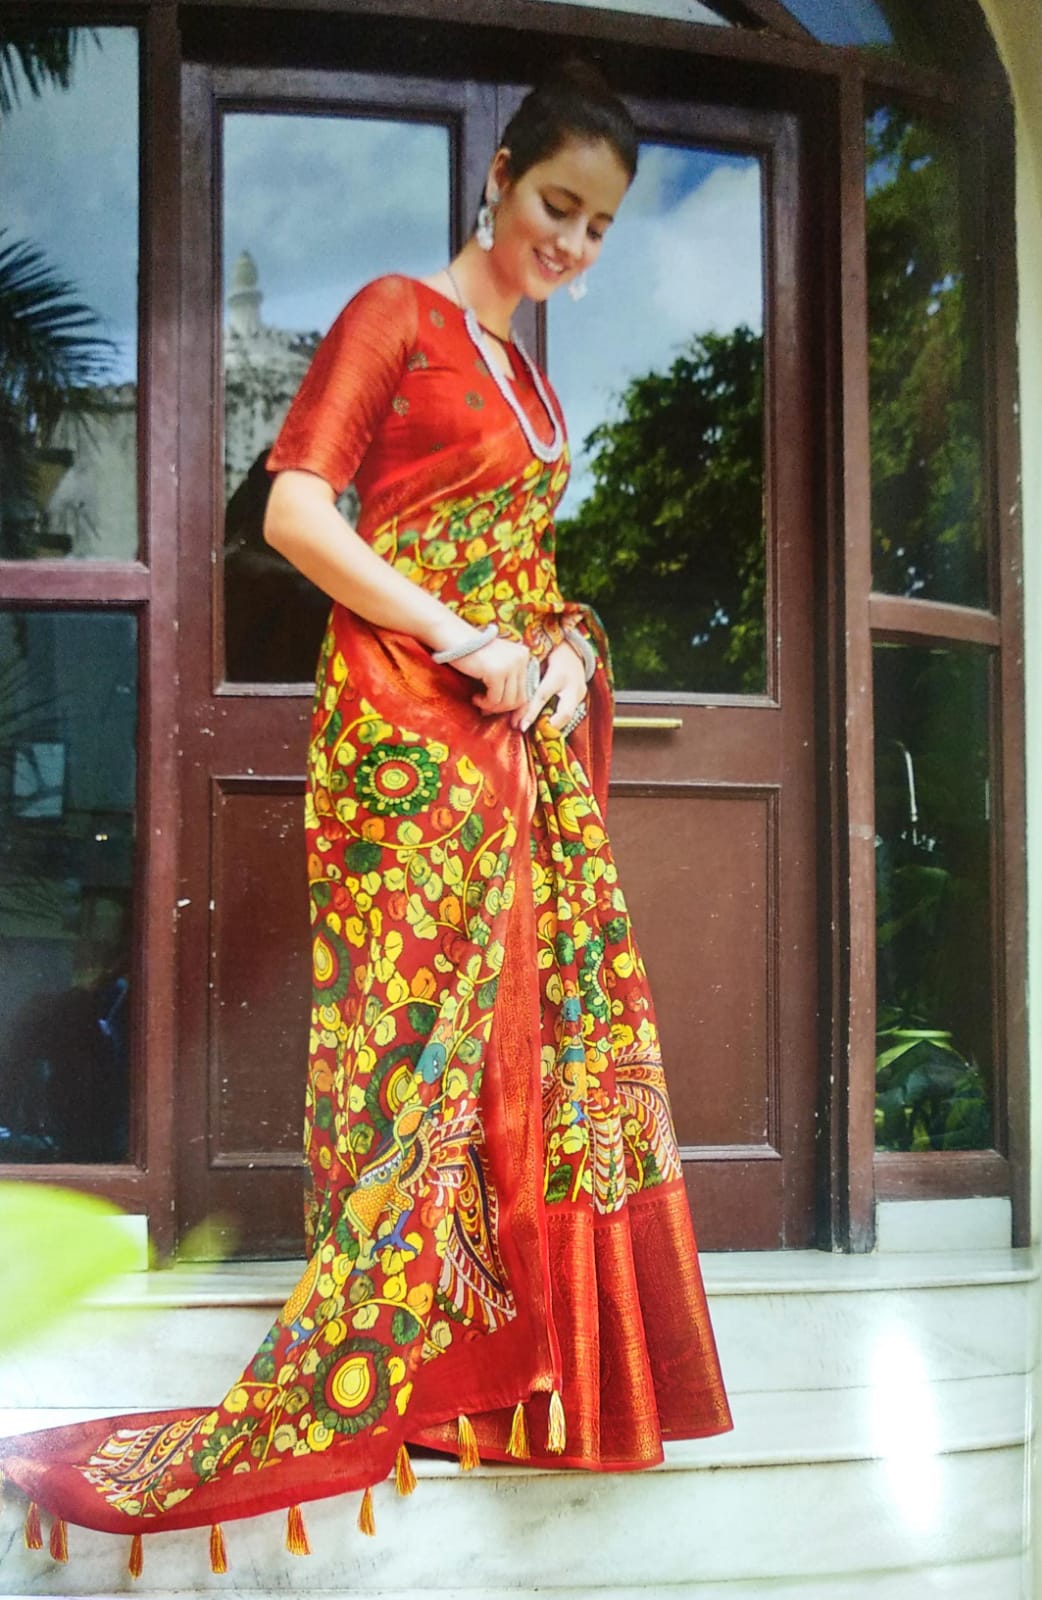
[345,839,382,873]
[476,976,499,1010]
[0,1185,140,1352]
[407,1001,438,1034]
[391,1306,421,1345]
[460,813,484,853]
[545,1165,572,1203]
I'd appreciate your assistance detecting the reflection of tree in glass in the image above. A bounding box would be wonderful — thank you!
[0,28,113,558]
[866,105,985,605]
[0,26,92,115]
[873,644,992,1150]
[555,327,764,695]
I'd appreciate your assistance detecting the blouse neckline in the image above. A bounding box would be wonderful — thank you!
[409,276,518,384]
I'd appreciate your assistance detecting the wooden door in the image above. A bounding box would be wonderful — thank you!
[544,100,819,1248]
[175,65,494,1255]
[176,70,818,1255]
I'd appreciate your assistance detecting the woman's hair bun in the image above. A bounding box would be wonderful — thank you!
[542,57,616,100]
[500,58,638,184]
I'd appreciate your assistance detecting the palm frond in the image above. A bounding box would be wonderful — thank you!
[0,231,115,429]
[0,28,97,117]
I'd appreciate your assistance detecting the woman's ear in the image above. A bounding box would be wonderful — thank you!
[487,146,513,203]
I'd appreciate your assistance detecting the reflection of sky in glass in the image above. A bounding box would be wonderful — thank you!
[548,143,762,517]
[782,0,893,48]
[0,29,139,383]
[222,115,450,338]
[532,0,729,22]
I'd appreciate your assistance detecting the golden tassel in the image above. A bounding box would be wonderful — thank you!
[457,1412,480,1471]
[209,1523,228,1574]
[49,1518,69,1563]
[23,1502,43,1551]
[394,1442,417,1497]
[285,1503,311,1556]
[506,1399,530,1461]
[128,1532,144,1579]
[547,1388,567,1454]
[357,1485,376,1537]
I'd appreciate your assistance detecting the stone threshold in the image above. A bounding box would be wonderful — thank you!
[88,1246,1038,1309]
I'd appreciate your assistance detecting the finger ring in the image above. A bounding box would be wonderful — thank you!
[526,659,541,699]
[561,701,588,738]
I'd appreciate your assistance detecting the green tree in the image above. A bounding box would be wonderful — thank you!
[555,325,764,694]
[865,105,984,603]
[0,28,113,556]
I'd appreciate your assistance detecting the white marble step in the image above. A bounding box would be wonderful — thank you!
[0,1251,1033,1598]
[0,1371,1029,1472]
[6,1568,1027,1600]
[0,1251,1035,1416]
[0,1442,1026,1595]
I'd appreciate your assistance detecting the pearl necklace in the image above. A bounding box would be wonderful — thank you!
[443,268,565,465]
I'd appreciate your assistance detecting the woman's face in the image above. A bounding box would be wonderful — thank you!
[487,135,631,302]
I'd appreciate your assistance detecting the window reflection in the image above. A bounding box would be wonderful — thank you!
[874,641,993,1151]
[533,0,730,22]
[866,105,986,607]
[549,142,765,695]
[221,114,451,683]
[0,27,139,560]
[0,611,137,1163]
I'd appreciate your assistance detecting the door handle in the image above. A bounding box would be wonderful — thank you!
[612,716,684,730]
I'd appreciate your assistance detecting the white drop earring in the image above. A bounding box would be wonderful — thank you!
[567,272,588,302]
[476,196,497,252]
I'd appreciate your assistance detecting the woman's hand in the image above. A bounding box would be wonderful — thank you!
[452,634,533,714]
[513,640,587,734]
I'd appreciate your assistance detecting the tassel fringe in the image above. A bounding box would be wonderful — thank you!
[286,1503,311,1556]
[49,1518,69,1563]
[209,1522,228,1574]
[357,1485,376,1537]
[23,1504,42,1555]
[128,1532,144,1578]
[547,1388,567,1454]
[23,1502,43,1551]
[395,1441,417,1497]
[457,1412,480,1471]
[507,1399,531,1460]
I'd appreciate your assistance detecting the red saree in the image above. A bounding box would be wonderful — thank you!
[0,275,731,1553]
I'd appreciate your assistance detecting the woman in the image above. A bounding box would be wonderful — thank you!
[1,63,731,1570]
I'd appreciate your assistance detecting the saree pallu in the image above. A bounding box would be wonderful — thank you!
[0,275,731,1547]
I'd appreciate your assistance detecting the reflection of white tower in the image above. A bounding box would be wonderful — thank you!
[222,251,320,494]
[227,250,263,338]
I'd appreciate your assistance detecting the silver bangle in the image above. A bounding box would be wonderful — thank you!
[431,622,499,664]
[561,700,589,738]
[562,626,597,682]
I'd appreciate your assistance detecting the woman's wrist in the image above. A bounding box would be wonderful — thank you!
[431,622,499,664]
[562,626,597,682]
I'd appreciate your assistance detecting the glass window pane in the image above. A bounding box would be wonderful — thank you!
[780,0,949,60]
[781,0,894,48]
[0,27,139,560]
[222,114,451,684]
[873,641,994,1152]
[531,0,732,22]
[550,143,765,695]
[0,611,137,1163]
[866,105,987,607]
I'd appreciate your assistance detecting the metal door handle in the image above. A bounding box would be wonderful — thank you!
[612,716,684,730]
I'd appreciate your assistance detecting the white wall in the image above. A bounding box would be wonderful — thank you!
[976,3,1042,1593]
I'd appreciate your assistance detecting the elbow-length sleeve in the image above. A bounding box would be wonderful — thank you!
[265,275,415,496]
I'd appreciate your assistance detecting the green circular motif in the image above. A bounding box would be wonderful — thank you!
[355,743,441,818]
[313,1337,390,1436]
